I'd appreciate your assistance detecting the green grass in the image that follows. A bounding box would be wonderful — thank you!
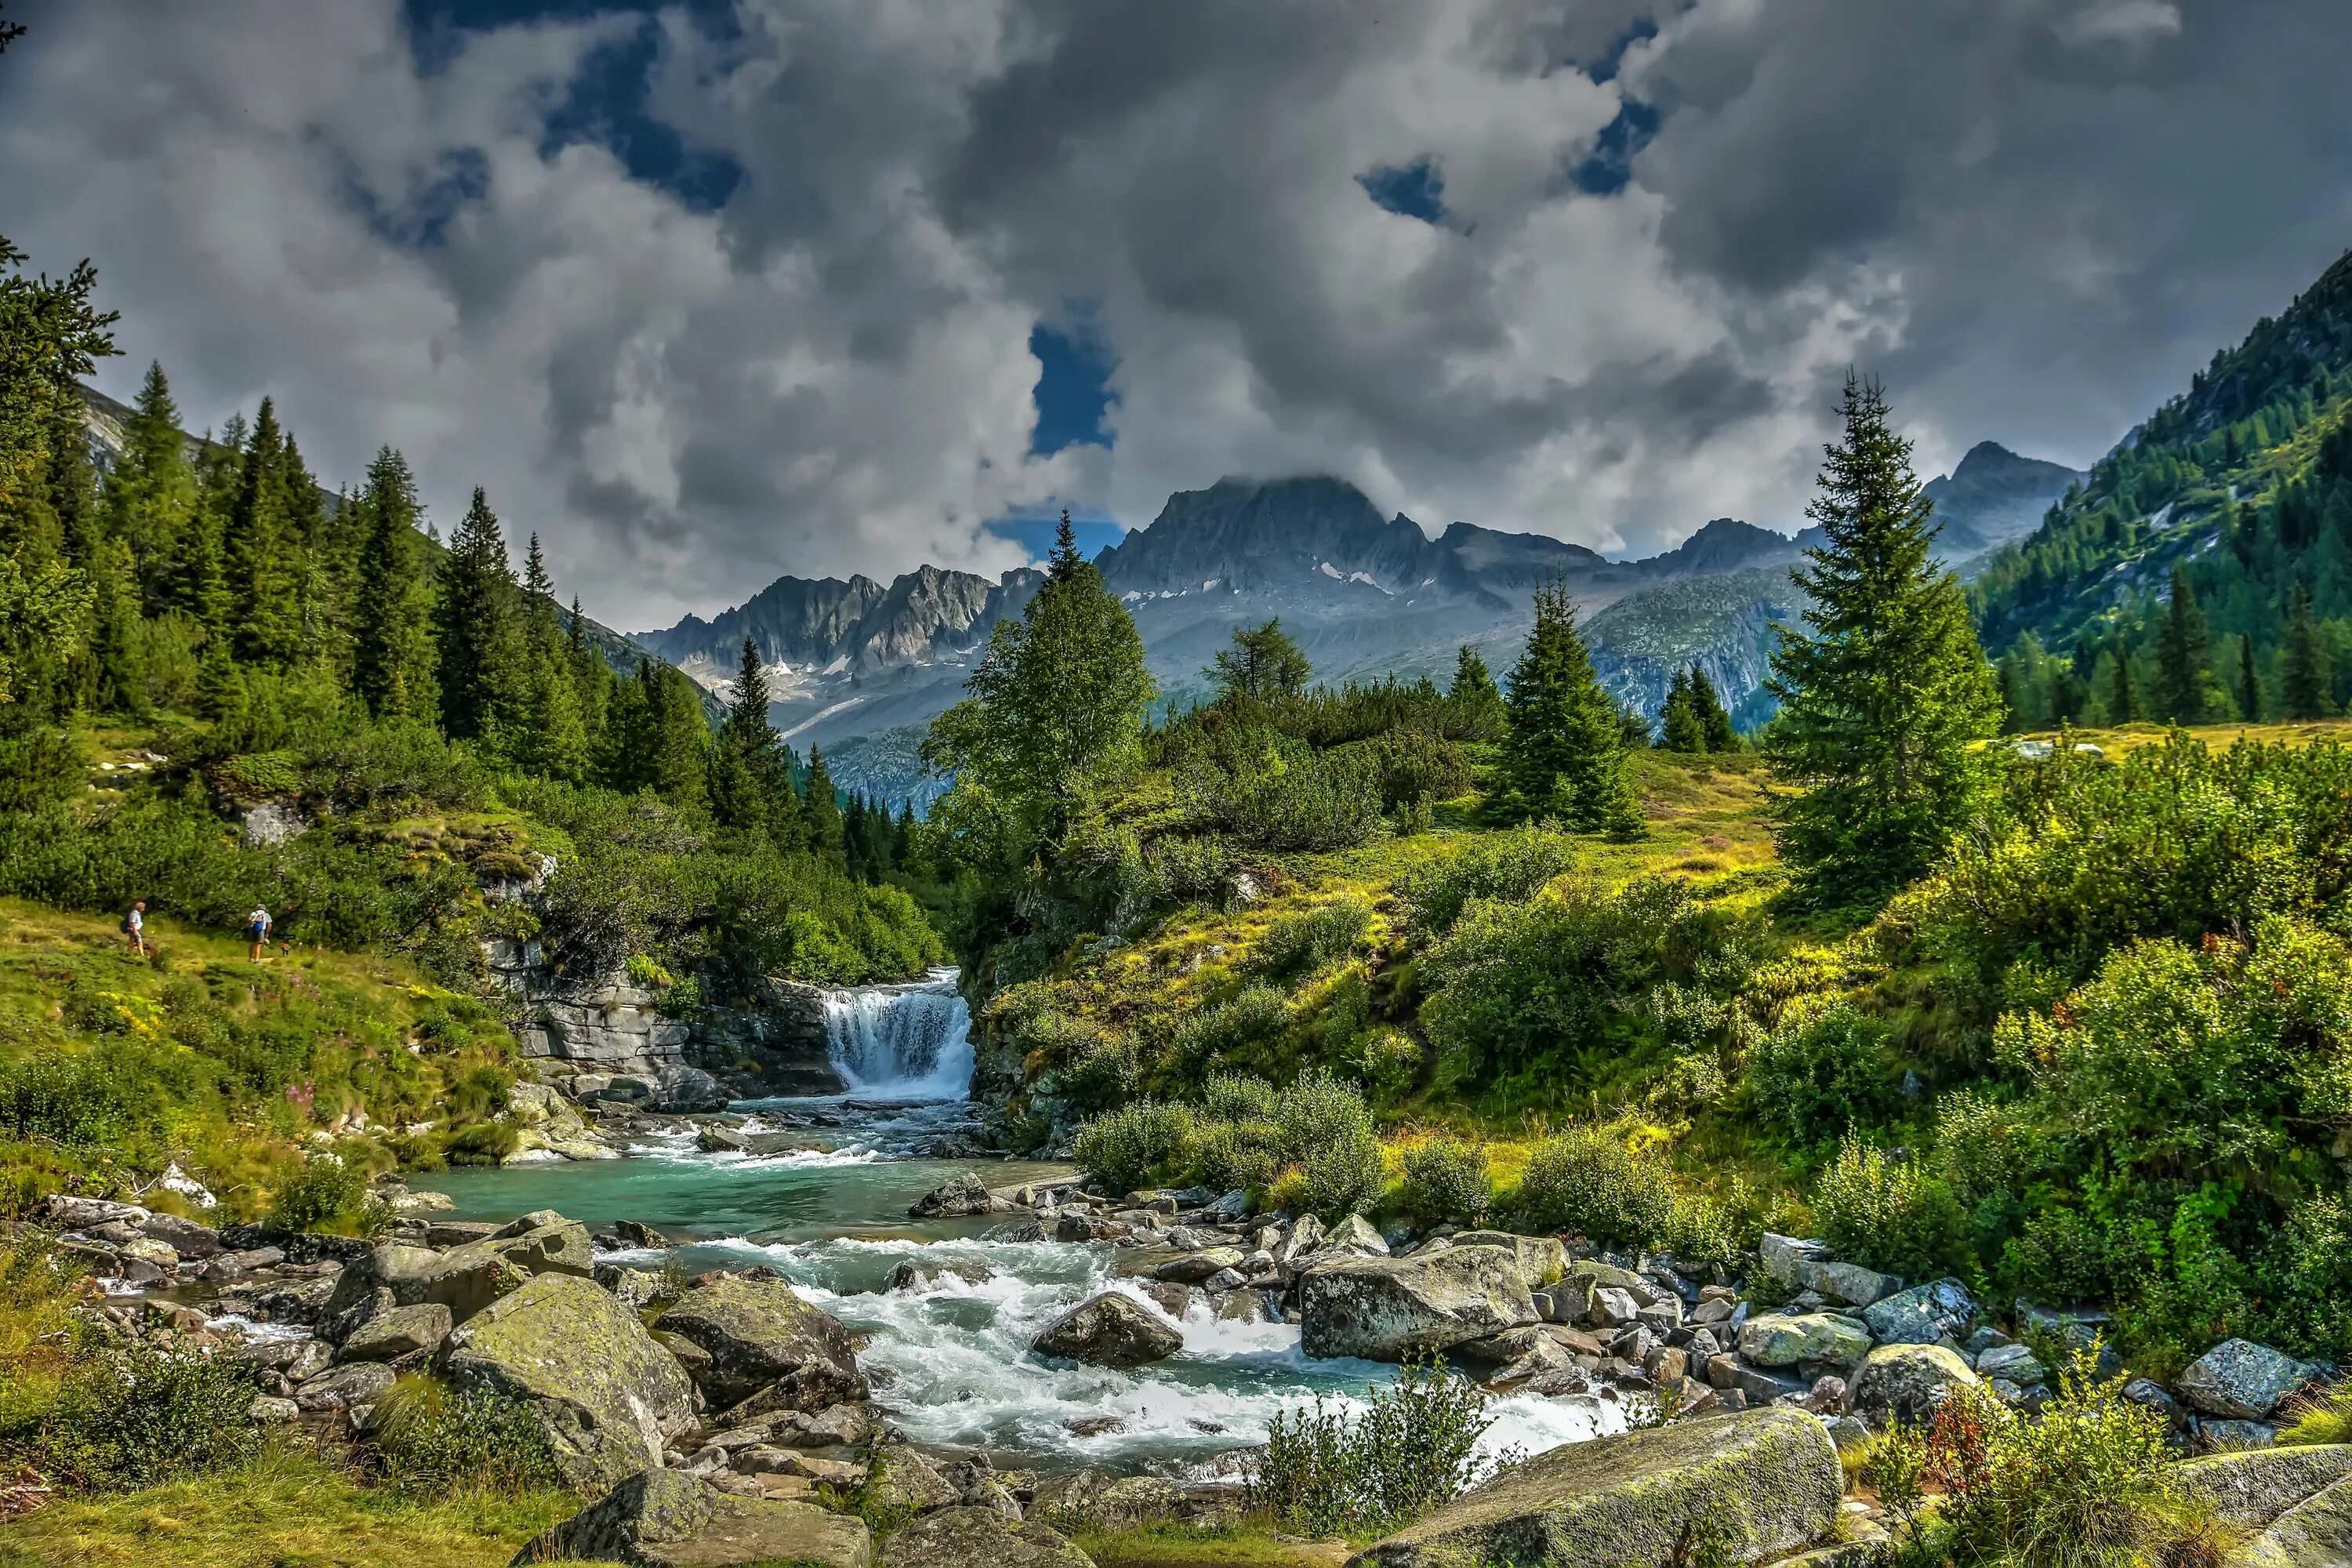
[1069,1519,1354,1566]
[0,1450,589,1568]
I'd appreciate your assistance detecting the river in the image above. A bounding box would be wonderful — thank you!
[419,972,1612,1475]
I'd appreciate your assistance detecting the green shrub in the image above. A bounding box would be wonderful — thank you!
[1249,1358,1504,1537]
[1199,741,1385,852]
[2259,1193,2352,1360]
[7,1342,256,1489]
[370,1374,564,1496]
[444,1120,521,1167]
[1399,1138,1492,1223]
[1748,1000,1894,1144]
[0,1045,163,1147]
[1279,1070,1385,1220]
[1509,1123,1680,1250]
[1249,900,1372,982]
[2002,1207,2133,1308]
[1071,1102,1198,1195]
[217,750,303,798]
[1395,823,1576,943]
[1166,986,1290,1076]
[1809,1140,1963,1279]
[266,1152,368,1232]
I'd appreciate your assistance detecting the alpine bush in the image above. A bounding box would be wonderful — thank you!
[1398,1137,1492,1224]
[1809,1139,1964,1280]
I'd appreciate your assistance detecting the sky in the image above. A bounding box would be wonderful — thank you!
[3,0,2348,631]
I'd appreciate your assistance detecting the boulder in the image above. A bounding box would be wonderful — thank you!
[864,1444,959,1516]
[1863,1279,1975,1347]
[45,1195,151,1229]
[323,1218,595,1326]
[339,1301,453,1363]
[1737,1314,1872,1368]
[1032,1291,1183,1369]
[1846,1343,1978,1431]
[1348,1407,1842,1567]
[515,1468,871,1567]
[1799,1259,1902,1308]
[2182,1340,2315,1421]
[652,1275,867,1413]
[649,1065,731,1114]
[2225,1472,2352,1568]
[1759,1234,1828,1290]
[1324,1214,1391,1256]
[698,1124,750,1154]
[445,1271,697,1490]
[2178,1446,2352,1530]
[1566,1259,1665,1308]
[1300,1245,1537,1362]
[1154,1248,1246,1283]
[141,1213,224,1259]
[908,1173,995,1219]
[1974,1343,2046,1385]
[293,1359,397,1412]
[1451,1232,1566,1290]
[880,1506,1092,1568]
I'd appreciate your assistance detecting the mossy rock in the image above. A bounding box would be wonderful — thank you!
[2180,1446,2352,1530]
[2225,1472,2352,1568]
[517,1468,871,1566]
[652,1272,867,1412]
[1349,1407,1841,1568]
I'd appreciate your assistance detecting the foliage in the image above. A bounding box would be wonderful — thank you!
[1071,1101,1200,1195]
[1748,1000,1895,1145]
[1508,1122,1680,1250]
[1247,900,1371,982]
[1072,1068,1386,1218]
[1809,1140,1963,1280]
[1397,1136,1492,1223]
[1393,822,1576,944]
[3,1340,256,1490]
[1765,375,2002,909]
[1500,579,1640,831]
[1248,1358,1504,1537]
[265,1151,371,1232]
[370,1376,564,1497]
[1192,734,1386,852]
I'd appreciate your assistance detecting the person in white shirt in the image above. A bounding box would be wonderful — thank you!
[246,906,273,961]
[124,901,146,957]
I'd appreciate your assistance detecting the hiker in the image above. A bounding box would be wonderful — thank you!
[123,901,146,956]
[246,904,273,960]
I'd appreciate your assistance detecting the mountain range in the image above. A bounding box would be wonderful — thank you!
[639,443,2082,805]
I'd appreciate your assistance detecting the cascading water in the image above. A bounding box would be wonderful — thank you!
[820,971,975,1100]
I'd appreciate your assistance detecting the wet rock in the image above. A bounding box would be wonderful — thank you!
[141,1213,223,1260]
[514,1468,871,1567]
[908,1173,996,1219]
[1864,1279,1975,1347]
[1033,1290,1183,1369]
[1737,1313,1871,1369]
[886,1258,993,1292]
[323,1217,595,1327]
[339,1301,453,1363]
[880,1505,1091,1567]
[1847,1343,1979,1431]
[698,1125,751,1154]
[1300,1244,1537,1362]
[1349,1406,1840,1567]
[2181,1339,2317,1422]
[447,1272,697,1490]
[653,1275,868,1414]
[1155,1247,1245,1284]
[612,1220,671,1248]
[295,1359,397,1412]
[1139,1280,1195,1318]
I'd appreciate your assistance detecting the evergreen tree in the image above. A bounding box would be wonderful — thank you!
[170,418,238,629]
[513,532,588,780]
[2238,633,2263,723]
[642,661,710,807]
[567,594,613,748]
[1689,666,1736,751]
[1446,644,1506,738]
[804,745,844,853]
[1659,668,1703,753]
[434,486,521,748]
[105,361,192,609]
[350,448,438,721]
[224,398,303,667]
[1763,374,2000,907]
[710,634,790,833]
[1501,579,1639,831]
[2154,563,2216,723]
[1209,618,1310,705]
[2107,647,2141,722]
[2281,580,2336,718]
[922,511,1155,837]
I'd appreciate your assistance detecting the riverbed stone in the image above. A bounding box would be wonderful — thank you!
[338,1301,452,1363]
[652,1274,868,1413]
[2224,1472,2352,1568]
[907,1172,995,1219]
[2181,1339,2315,1421]
[1300,1244,1537,1362]
[1863,1279,1975,1346]
[1349,1406,1841,1567]
[1759,1234,1828,1290]
[1032,1290,1183,1369]
[1451,1232,1566,1290]
[1846,1343,1979,1431]
[1737,1313,1871,1368]
[1154,1247,1245,1283]
[293,1359,397,1412]
[1324,1214,1390,1256]
[2179,1446,2352,1529]
[1800,1258,1903,1308]
[324,1217,594,1326]
[880,1506,1091,1568]
[446,1271,696,1490]
[1974,1342,2046,1385]
[515,1468,871,1567]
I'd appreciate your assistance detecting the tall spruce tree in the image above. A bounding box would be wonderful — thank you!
[1446,644,1506,738]
[434,486,521,748]
[804,745,844,854]
[2107,647,2141,723]
[1763,374,1999,907]
[1659,668,1703,753]
[710,633,791,834]
[2281,580,2335,718]
[2155,563,2216,723]
[106,361,192,611]
[642,660,710,807]
[514,532,588,780]
[2238,633,2263,722]
[1689,666,1736,752]
[224,398,304,667]
[1501,579,1639,831]
[351,448,438,721]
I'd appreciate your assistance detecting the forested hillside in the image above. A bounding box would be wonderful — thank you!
[1975,248,2352,728]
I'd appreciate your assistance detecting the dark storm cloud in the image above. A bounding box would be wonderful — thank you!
[0,0,2343,622]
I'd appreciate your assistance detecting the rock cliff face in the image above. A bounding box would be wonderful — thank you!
[486,940,844,1098]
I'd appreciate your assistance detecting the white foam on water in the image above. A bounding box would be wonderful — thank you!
[820,971,975,1101]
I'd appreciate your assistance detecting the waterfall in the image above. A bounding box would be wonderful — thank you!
[820,971,975,1101]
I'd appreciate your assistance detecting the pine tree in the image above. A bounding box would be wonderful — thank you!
[1689,666,1736,751]
[1659,668,1703,753]
[106,361,192,611]
[804,745,844,853]
[710,633,789,833]
[224,398,303,667]
[511,532,588,780]
[1762,374,2000,907]
[2108,647,2141,723]
[1446,644,1506,738]
[351,448,439,721]
[170,418,238,630]
[2154,564,2216,723]
[434,486,521,748]
[2238,633,2263,723]
[2281,580,2336,719]
[1501,579,1639,831]
[1209,619,1310,705]
[643,662,710,807]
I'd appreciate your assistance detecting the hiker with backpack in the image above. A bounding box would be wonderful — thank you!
[123,902,146,957]
[246,905,273,961]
